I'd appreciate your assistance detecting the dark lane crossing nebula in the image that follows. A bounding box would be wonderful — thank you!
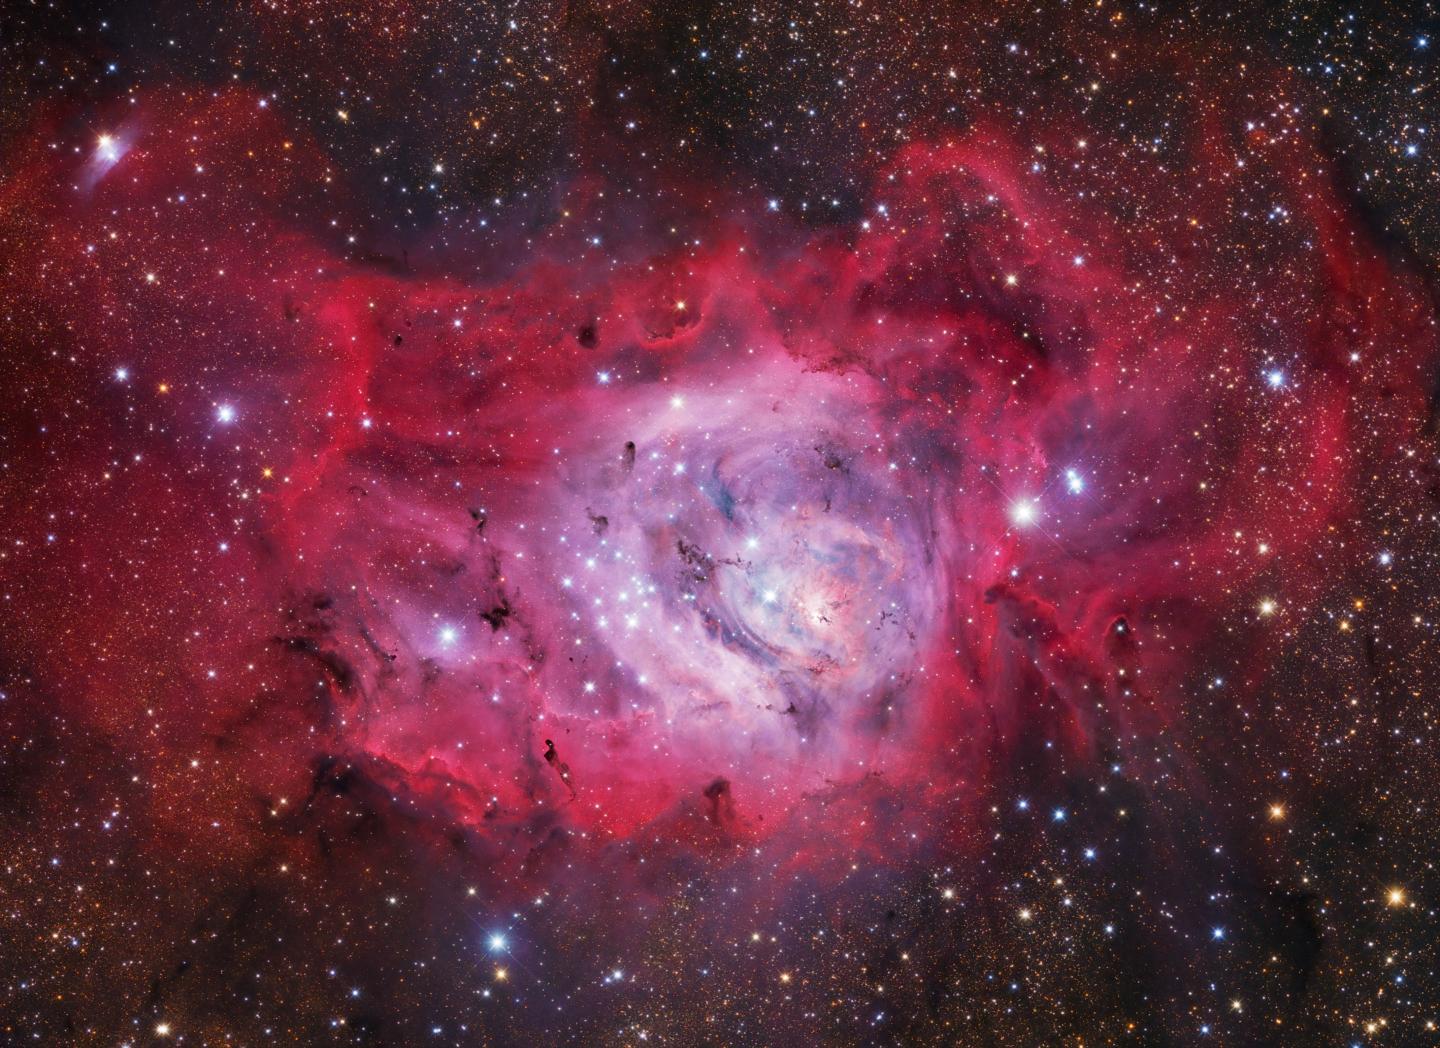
[3,2,1440,1044]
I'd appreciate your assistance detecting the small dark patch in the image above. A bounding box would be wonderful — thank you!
[480,599,512,631]
[815,444,847,472]
[431,557,466,579]
[468,507,487,534]
[622,440,636,469]
[311,756,357,796]
[1277,889,1323,995]
[543,738,575,796]
[273,636,356,693]
[676,538,714,583]
[587,509,609,536]
[359,625,397,663]
[703,778,733,825]
[577,322,598,348]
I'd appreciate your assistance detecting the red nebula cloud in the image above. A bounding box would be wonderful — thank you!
[3,83,1435,904]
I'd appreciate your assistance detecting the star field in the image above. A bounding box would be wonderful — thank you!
[3,2,1440,1045]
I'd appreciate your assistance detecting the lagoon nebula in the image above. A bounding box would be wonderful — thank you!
[4,2,1440,1045]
